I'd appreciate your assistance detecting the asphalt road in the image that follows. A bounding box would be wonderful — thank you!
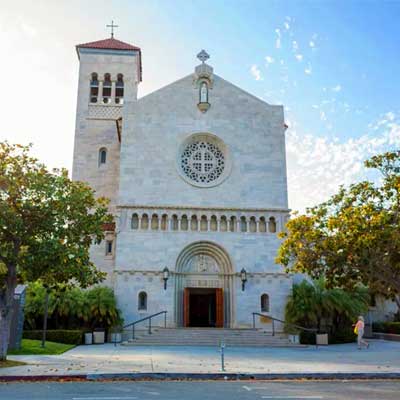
[0,380,400,400]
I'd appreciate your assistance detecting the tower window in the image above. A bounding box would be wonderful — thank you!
[102,73,112,104]
[115,73,124,104]
[138,291,147,310]
[99,148,107,166]
[90,73,98,103]
[105,240,113,256]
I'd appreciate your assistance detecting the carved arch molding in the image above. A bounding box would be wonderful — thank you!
[174,241,235,327]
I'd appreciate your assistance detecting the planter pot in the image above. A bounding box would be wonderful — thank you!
[288,334,300,344]
[111,333,122,343]
[93,331,105,344]
[84,332,93,345]
[316,333,328,345]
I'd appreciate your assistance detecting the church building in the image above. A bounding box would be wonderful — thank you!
[72,35,292,329]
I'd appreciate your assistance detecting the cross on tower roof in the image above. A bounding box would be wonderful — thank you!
[106,20,119,38]
[197,49,210,64]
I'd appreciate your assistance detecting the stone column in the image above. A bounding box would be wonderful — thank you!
[98,81,103,104]
[111,81,116,104]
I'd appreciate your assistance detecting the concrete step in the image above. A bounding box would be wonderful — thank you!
[121,328,301,347]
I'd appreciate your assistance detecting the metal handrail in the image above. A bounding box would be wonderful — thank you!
[252,312,318,343]
[123,311,167,340]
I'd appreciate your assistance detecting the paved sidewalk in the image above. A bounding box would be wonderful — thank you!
[2,340,400,378]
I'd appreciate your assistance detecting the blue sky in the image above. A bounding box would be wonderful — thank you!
[0,0,399,211]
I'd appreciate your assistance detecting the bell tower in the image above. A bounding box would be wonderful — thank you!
[72,34,142,214]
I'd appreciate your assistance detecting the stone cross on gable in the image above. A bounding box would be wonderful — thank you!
[197,49,210,64]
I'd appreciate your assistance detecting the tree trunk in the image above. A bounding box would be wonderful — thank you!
[41,290,49,348]
[0,308,11,361]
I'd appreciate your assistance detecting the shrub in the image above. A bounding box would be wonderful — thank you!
[373,322,400,334]
[23,330,83,344]
[23,282,123,332]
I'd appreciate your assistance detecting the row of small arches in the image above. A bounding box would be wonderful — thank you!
[90,72,124,104]
[131,213,278,233]
[137,291,270,312]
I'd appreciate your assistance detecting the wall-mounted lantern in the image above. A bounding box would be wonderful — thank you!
[162,267,170,290]
[240,268,247,291]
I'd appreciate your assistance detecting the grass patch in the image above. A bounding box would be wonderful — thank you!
[8,339,75,355]
[0,360,27,368]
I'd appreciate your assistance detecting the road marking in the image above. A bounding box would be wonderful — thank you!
[242,385,252,391]
[72,397,138,400]
[261,396,323,399]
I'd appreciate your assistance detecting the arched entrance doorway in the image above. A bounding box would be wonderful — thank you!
[174,241,234,327]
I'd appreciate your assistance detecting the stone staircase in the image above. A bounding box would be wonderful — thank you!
[121,327,300,347]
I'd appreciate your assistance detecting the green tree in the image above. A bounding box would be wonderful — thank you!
[277,151,400,310]
[0,142,110,360]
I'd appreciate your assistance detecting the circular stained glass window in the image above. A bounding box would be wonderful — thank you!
[181,141,225,184]
[178,133,231,188]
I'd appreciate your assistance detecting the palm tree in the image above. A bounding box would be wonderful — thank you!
[285,278,369,334]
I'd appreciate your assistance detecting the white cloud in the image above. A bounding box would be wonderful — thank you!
[292,40,299,51]
[295,54,303,62]
[286,113,400,212]
[265,56,275,64]
[320,111,327,121]
[332,85,342,92]
[284,21,290,30]
[250,64,263,81]
[305,64,312,75]
[309,40,315,48]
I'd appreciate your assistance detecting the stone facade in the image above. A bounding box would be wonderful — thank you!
[72,41,292,329]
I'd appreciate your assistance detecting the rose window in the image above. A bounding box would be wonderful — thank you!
[181,141,225,184]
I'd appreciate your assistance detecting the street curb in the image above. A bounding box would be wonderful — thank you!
[1,372,400,382]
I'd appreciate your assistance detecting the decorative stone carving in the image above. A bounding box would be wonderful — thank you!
[88,104,122,120]
[189,254,219,273]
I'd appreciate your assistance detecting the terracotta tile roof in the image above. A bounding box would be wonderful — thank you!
[76,37,142,81]
[77,37,141,51]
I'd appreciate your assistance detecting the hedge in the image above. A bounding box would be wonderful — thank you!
[373,322,400,335]
[23,330,84,344]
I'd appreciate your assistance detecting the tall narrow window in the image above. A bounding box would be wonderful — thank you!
[138,291,147,311]
[141,214,149,230]
[115,73,124,104]
[151,214,159,230]
[191,215,198,231]
[249,217,257,233]
[161,214,168,231]
[268,217,277,233]
[200,215,208,231]
[171,215,178,231]
[261,294,270,312]
[240,216,247,232]
[105,240,113,256]
[181,215,188,231]
[259,217,267,233]
[210,215,217,231]
[102,73,112,104]
[90,73,99,103]
[99,148,107,166]
[220,216,227,232]
[131,214,139,230]
[229,216,237,232]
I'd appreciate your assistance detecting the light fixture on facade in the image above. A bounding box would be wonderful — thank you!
[163,267,170,290]
[240,268,247,291]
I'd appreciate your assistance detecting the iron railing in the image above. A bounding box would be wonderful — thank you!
[123,311,167,340]
[252,312,318,344]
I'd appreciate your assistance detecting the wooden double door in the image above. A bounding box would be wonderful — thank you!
[183,288,224,328]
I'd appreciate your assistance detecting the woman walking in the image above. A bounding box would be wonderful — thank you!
[354,316,369,350]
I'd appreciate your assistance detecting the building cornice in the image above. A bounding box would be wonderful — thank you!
[117,204,290,213]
